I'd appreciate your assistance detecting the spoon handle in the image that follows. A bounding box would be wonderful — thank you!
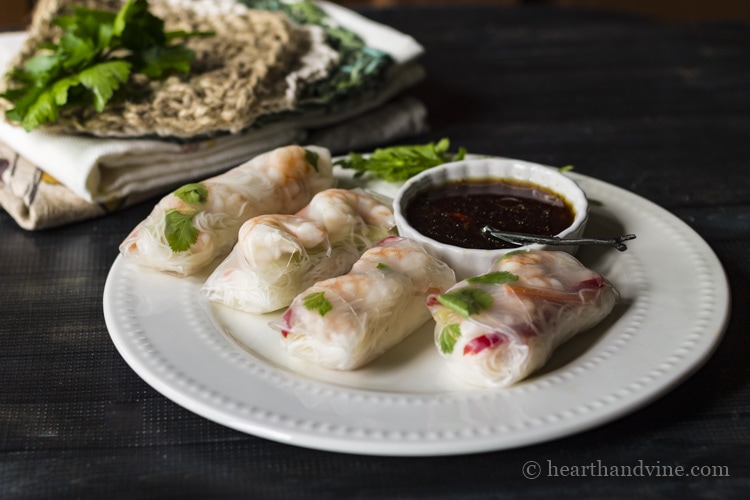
[481,227,636,252]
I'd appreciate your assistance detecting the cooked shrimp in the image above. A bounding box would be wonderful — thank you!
[499,251,565,290]
[237,215,328,267]
[296,188,395,243]
[352,236,440,291]
[256,145,333,209]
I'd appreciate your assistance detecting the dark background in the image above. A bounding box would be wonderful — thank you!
[4,0,750,30]
[2,2,749,498]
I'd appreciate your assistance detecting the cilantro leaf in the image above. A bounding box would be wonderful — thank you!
[304,149,320,171]
[436,287,493,318]
[58,33,96,70]
[162,184,208,252]
[17,92,59,132]
[335,138,467,182]
[50,74,82,106]
[467,271,519,285]
[24,54,60,78]
[3,83,47,125]
[139,44,195,79]
[77,60,131,111]
[164,209,199,252]
[56,6,117,40]
[303,292,333,316]
[173,183,208,205]
[115,0,166,50]
[499,250,528,262]
[438,323,462,354]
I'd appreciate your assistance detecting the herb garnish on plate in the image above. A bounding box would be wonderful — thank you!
[335,138,467,182]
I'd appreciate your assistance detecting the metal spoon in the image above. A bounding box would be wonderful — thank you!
[481,226,636,252]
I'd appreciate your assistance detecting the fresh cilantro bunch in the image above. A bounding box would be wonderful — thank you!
[1,0,207,131]
[335,138,467,182]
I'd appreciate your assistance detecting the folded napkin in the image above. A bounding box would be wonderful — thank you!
[0,1,430,230]
[0,96,427,229]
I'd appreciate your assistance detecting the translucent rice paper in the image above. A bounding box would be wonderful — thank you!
[274,236,456,370]
[119,145,333,276]
[200,188,397,313]
[427,250,619,388]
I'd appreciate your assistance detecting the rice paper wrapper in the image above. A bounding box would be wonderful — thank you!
[427,250,619,388]
[119,145,333,276]
[273,236,456,370]
[201,188,397,313]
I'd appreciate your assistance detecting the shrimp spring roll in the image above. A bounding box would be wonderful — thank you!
[119,145,333,276]
[201,188,396,313]
[427,250,618,388]
[273,237,456,370]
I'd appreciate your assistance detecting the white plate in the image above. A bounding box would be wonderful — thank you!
[103,166,730,456]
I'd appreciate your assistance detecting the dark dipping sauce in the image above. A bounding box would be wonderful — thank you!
[405,178,575,250]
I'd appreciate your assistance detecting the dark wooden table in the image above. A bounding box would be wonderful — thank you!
[2,4,748,498]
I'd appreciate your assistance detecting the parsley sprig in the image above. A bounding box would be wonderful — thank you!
[1,0,209,131]
[335,138,467,182]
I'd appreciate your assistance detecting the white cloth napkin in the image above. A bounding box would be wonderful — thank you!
[0,1,425,203]
[0,95,428,229]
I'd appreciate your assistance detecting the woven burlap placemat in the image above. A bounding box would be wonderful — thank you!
[1,0,338,138]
